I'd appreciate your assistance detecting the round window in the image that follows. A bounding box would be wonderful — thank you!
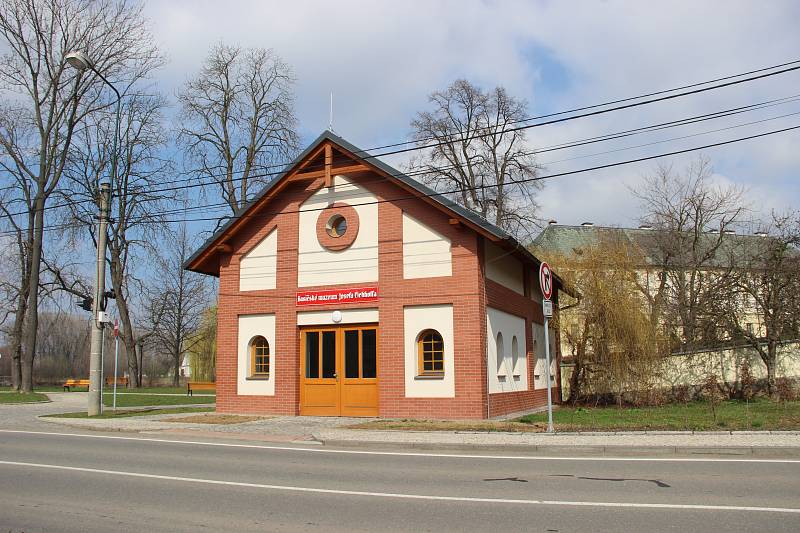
[326,214,348,238]
[316,203,359,251]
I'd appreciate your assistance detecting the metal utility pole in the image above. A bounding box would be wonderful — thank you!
[88,182,111,416]
[539,262,555,433]
[64,51,121,416]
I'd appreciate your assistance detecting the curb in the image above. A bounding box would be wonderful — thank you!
[315,438,800,457]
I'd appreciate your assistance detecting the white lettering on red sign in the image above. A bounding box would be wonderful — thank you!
[296,286,379,306]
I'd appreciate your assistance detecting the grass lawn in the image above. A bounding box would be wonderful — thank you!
[115,386,214,395]
[1,386,66,393]
[102,393,215,407]
[44,407,214,419]
[0,391,49,403]
[348,400,800,433]
[0,385,215,395]
[517,399,800,431]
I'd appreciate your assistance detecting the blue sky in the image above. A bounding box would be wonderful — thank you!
[143,0,800,233]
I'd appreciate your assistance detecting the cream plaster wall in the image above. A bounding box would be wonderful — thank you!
[297,308,379,326]
[298,175,379,287]
[487,307,528,393]
[404,304,455,398]
[402,212,452,279]
[485,240,524,294]
[239,228,277,291]
[237,314,276,396]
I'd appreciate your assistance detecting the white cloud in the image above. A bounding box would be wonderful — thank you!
[142,0,800,231]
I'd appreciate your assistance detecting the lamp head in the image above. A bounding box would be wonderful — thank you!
[64,50,93,71]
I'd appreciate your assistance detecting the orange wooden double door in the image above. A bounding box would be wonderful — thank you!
[299,325,378,416]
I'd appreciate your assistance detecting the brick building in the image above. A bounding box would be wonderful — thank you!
[185,131,562,419]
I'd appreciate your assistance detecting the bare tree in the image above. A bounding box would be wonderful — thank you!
[713,212,800,395]
[0,191,88,390]
[62,93,172,387]
[410,79,541,239]
[0,0,162,391]
[0,192,31,390]
[178,43,299,216]
[145,222,209,386]
[634,156,747,352]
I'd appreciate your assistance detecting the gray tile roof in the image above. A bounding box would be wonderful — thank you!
[531,224,789,268]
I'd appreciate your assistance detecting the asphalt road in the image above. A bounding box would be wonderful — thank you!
[1,429,799,532]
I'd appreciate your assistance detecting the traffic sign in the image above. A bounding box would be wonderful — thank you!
[542,300,553,317]
[539,262,553,300]
[113,319,119,338]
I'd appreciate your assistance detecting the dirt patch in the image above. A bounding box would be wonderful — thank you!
[164,414,267,425]
[345,419,548,433]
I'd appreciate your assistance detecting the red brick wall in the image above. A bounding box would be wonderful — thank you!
[485,276,562,418]
[213,168,557,419]
[214,171,488,418]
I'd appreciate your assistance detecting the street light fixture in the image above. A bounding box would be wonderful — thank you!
[64,50,92,71]
[64,50,122,417]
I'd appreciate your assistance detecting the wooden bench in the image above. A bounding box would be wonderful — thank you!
[187,381,215,396]
[63,379,90,391]
[105,376,129,387]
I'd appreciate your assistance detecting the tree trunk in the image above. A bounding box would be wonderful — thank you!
[568,358,582,405]
[9,301,26,391]
[109,257,140,387]
[173,347,181,387]
[137,342,144,386]
[765,342,778,397]
[20,195,45,392]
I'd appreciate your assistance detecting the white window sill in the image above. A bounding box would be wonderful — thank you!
[415,374,444,380]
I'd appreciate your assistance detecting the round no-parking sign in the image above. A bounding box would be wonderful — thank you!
[539,262,553,301]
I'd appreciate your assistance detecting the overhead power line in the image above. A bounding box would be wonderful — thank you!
[4,56,792,200]
[4,120,797,238]
[162,57,800,179]
[6,89,800,220]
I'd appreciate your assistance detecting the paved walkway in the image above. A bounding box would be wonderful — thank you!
[7,392,800,455]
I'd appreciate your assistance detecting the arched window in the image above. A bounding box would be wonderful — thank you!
[417,329,444,376]
[249,336,270,377]
[511,336,519,376]
[496,332,505,375]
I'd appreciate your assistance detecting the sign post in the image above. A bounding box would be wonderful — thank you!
[539,262,555,433]
[112,319,120,411]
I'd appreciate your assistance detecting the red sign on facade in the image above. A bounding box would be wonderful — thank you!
[296,286,379,306]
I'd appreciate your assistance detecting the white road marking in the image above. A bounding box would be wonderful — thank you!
[1,459,798,514]
[1,429,799,463]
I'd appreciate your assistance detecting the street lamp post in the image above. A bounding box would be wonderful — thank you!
[64,51,121,416]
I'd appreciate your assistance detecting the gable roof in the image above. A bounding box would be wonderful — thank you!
[184,130,556,281]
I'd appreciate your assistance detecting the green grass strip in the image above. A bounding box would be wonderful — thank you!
[0,392,49,404]
[517,399,800,431]
[44,407,214,419]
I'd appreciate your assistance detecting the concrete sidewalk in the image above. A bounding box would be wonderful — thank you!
[37,414,800,457]
[21,392,800,456]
